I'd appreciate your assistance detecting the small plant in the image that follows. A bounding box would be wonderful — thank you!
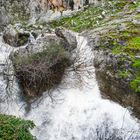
[133,59,140,69]
[0,114,35,140]
[131,77,140,93]
[117,70,131,79]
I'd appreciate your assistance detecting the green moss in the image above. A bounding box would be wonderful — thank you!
[128,37,140,48]
[49,0,128,32]
[131,58,140,93]
[117,70,131,79]
[99,19,140,93]
[117,37,140,55]
[112,46,122,54]
[110,26,140,55]
[14,44,68,66]
[131,77,140,93]
[0,114,35,140]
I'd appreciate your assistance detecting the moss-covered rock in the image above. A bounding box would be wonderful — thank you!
[81,1,140,119]
[49,0,130,32]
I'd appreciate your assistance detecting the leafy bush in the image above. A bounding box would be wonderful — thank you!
[131,78,140,93]
[0,114,35,140]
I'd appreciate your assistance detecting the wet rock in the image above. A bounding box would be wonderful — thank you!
[0,0,47,25]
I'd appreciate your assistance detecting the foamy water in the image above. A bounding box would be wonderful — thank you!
[0,33,140,140]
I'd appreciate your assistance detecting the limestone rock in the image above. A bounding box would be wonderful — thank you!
[55,28,77,51]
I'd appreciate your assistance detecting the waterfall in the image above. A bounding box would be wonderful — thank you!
[0,33,140,140]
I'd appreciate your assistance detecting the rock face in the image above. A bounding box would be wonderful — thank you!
[82,4,140,119]
[0,0,102,25]
[55,28,77,51]
[94,50,140,119]
[0,0,47,25]
[11,30,76,97]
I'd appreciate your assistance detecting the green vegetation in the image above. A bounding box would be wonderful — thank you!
[117,70,131,79]
[129,1,140,10]
[49,1,127,32]
[130,77,140,93]
[131,58,140,92]
[112,36,140,56]
[133,59,140,69]
[100,21,140,93]
[17,33,30,46]
[13,44,68,66]
[0,114,35,140]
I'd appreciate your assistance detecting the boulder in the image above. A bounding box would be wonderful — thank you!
[55,28,77,51]
[11,33,73,97]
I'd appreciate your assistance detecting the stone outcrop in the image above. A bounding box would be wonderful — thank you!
[82,5,140,119]
[55,28,77,51]
[11,29,76,97]
[94,50,140,119]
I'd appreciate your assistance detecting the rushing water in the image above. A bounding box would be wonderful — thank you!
[0,33,140,140]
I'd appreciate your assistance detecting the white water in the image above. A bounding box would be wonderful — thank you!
[0,33,140,139]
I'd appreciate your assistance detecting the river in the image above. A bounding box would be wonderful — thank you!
[0,33,140,140]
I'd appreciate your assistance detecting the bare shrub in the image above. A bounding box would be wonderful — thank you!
[12,44,71,97]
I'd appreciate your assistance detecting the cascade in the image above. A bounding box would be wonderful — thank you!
[0,33,139,140]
